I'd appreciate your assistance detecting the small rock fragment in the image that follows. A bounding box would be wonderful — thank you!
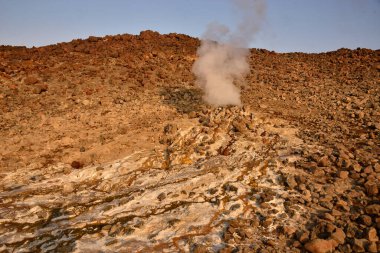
[367,227,379,242]
[318,156,330,167]
[323,212,335,222]
[304,239,337,253]
[364,181,379,196]
[360,215,372,226]
[298,231,310,243]
[285,175,298,189]
[366,204,380,215]
[338,171,349,179]
[157,192,166,201]
[368,242,378,253]
[62,183,75,194]
[352,238,366,252]
[24,76,39,85]
[71,160,83,169]
[331,227,346,245]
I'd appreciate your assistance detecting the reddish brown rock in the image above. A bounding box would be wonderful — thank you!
[71,160,83,169]
[32,83,48,94]
[284,226,297,236]
[318,156,330,167]
[368,242,378,253]
[24,76,39,85]
[352,238,366,252]
[304,239,337,253]
[366,204,380,215]
[364,181,379,196]
[367,227,379,242]
[331,227,346,245]
[338,170,349,179]
[360,215,373,226]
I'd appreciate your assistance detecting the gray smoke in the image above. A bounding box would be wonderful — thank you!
[192,0,266,106]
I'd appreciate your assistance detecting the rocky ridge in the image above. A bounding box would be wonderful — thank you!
[0,31,379,252]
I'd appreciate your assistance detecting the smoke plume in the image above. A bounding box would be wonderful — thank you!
[192,0,266,106]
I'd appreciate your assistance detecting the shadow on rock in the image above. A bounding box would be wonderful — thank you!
[160,86,205,113]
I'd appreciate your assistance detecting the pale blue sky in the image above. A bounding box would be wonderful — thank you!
[0,0,379,52]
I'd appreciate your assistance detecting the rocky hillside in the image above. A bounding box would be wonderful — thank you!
[0,31,379,252]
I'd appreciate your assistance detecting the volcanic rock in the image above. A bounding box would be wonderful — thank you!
[304,239,337,253]
[331,227,346,245]
[367,227,379,242]
[0,31,378,253]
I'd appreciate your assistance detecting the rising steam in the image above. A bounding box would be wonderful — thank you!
[192,0,266,106]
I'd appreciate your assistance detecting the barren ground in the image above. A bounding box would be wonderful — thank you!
[0,31,379,252]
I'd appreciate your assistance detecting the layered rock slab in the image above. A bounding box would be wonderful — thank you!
[0,107,306,252]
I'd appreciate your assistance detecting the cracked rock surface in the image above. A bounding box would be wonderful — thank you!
[1,107,307,252]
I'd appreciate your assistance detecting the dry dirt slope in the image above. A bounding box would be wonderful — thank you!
[0,31,379,252]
